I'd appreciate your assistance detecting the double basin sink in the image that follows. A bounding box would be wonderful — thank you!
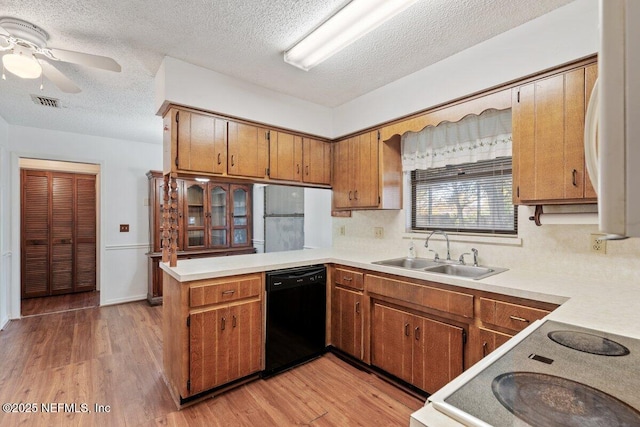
[372,257,507,280]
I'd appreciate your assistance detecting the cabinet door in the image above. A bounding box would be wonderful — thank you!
[371,303,412,384]
[353,131,379,208]
[513,67,592,203]
[332,137,354,209]
[331,286,363,359]
[303,138,331,185]
[228,121,268,178]
[184,182,207,249]
[209,184,229,247]
[478,327,512,359]
[230,185,251,247]
[22,170,50,298]
[269,131,302,182]
[412,315,464,394]
[228,300,262,381]
[189,306,229,394]
[177,111,227,174]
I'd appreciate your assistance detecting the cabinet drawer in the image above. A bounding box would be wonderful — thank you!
[334,267,364,290]
[366,275,474,318]
[479,298,550,332]
[190,274,262,308]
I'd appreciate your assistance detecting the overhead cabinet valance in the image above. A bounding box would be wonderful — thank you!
[401,108,512,172]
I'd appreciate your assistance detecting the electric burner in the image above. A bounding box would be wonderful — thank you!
[431,320,640,427]
[548,330,630,356]
[492,372,640,427]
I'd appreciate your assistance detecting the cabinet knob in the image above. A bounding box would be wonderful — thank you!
[509,315,530,323]
[572,169,578,187]
[404,323,410,337]
[355,301,360,314]
[217,153,222,165]
[482,341,488,358]
[221,317,226,330]
[232,315,237,328]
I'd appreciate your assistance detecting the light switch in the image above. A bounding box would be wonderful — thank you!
[120,224,130,232]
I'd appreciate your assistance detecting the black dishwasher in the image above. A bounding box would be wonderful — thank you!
[264,265,326,377]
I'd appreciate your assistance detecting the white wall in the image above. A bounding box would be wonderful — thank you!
[303,188,332,249]
[155,57,334,138]
[333,0,598,137]
[0,114,9,329]
[6,125,161,318]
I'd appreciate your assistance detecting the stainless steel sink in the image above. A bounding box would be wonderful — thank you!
[373,257,507,280]
[423,264,507,280]
[372,257,440,269]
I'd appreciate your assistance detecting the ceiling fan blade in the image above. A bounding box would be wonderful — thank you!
[39,60,82,93]
[48,48,121,72]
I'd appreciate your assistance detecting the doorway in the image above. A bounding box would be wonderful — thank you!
[19,160,99,316]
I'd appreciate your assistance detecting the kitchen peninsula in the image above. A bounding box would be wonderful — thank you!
[160,247,640,424]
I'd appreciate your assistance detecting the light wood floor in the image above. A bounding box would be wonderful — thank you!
[0,301,423,427]
[21,291,100,317]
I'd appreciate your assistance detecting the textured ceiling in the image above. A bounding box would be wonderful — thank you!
[0,0,574,144]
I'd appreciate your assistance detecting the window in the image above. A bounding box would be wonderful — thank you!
[411,158,516,234]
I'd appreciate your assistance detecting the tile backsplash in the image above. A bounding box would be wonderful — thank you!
[333,206,640,283]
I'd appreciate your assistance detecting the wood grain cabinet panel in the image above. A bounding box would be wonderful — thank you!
[366,274,474,319]
[302,138,332,185]
[334,267,364,291]
[371,302,464,395]
[227,121,268,179]
[176,110,227,175]
[164,272,263,402]
[269,131,302,182]
[479,297,551,333]
[513,64,597,204]
[331,286,363,360]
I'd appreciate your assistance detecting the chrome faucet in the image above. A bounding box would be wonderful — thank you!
[424,230,451,261]
[459,248,479,266]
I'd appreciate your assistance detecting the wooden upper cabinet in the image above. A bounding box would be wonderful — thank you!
[584,64,598,199]
[332,131,380,209]
[227,121,268,179]
[302,138,332,185]
[175,110,227,175]
[269,131,302,182]
[512,65,597,204]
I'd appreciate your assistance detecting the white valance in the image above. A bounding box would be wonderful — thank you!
[401,108,512,172]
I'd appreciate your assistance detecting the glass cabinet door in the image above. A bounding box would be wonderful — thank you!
[185,183,206,248]
[231,185,249,246]
[209,185,228,247]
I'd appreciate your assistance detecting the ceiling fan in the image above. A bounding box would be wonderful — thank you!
[0,17,121,93]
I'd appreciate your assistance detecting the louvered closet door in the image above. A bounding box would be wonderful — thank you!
[51,174,74,294]
[22,170,51,298]
[75,175,96,291]
[21,170,97,298]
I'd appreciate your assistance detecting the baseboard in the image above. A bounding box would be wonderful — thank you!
[0,316,9,331]
[100,294,147,306]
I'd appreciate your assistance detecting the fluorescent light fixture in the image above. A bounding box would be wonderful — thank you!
[2,46,42,79]
[195,177,210,183]
[284,0,420,71]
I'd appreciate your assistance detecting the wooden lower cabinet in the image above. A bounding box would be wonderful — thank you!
[163,272,263,405]
[189,299,262,394]
[331,286,364,360]
[371,302,464,395]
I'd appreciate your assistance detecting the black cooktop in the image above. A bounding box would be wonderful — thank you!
[439,320,640,427]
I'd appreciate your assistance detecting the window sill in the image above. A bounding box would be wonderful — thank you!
[402,231,522,247]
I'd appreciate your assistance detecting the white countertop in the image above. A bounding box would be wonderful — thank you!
[160,247,640,427]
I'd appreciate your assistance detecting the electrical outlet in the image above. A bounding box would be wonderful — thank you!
[339,225,346,236]
[590,233,606,254]
[120,224,130,232]
[374,227,384,239]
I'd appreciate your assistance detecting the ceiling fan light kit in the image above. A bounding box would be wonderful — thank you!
[2,46,42,79]
[284,0,420,71]
[0,17,121,93]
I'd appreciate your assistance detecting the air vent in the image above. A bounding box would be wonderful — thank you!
[30,95,60,108]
